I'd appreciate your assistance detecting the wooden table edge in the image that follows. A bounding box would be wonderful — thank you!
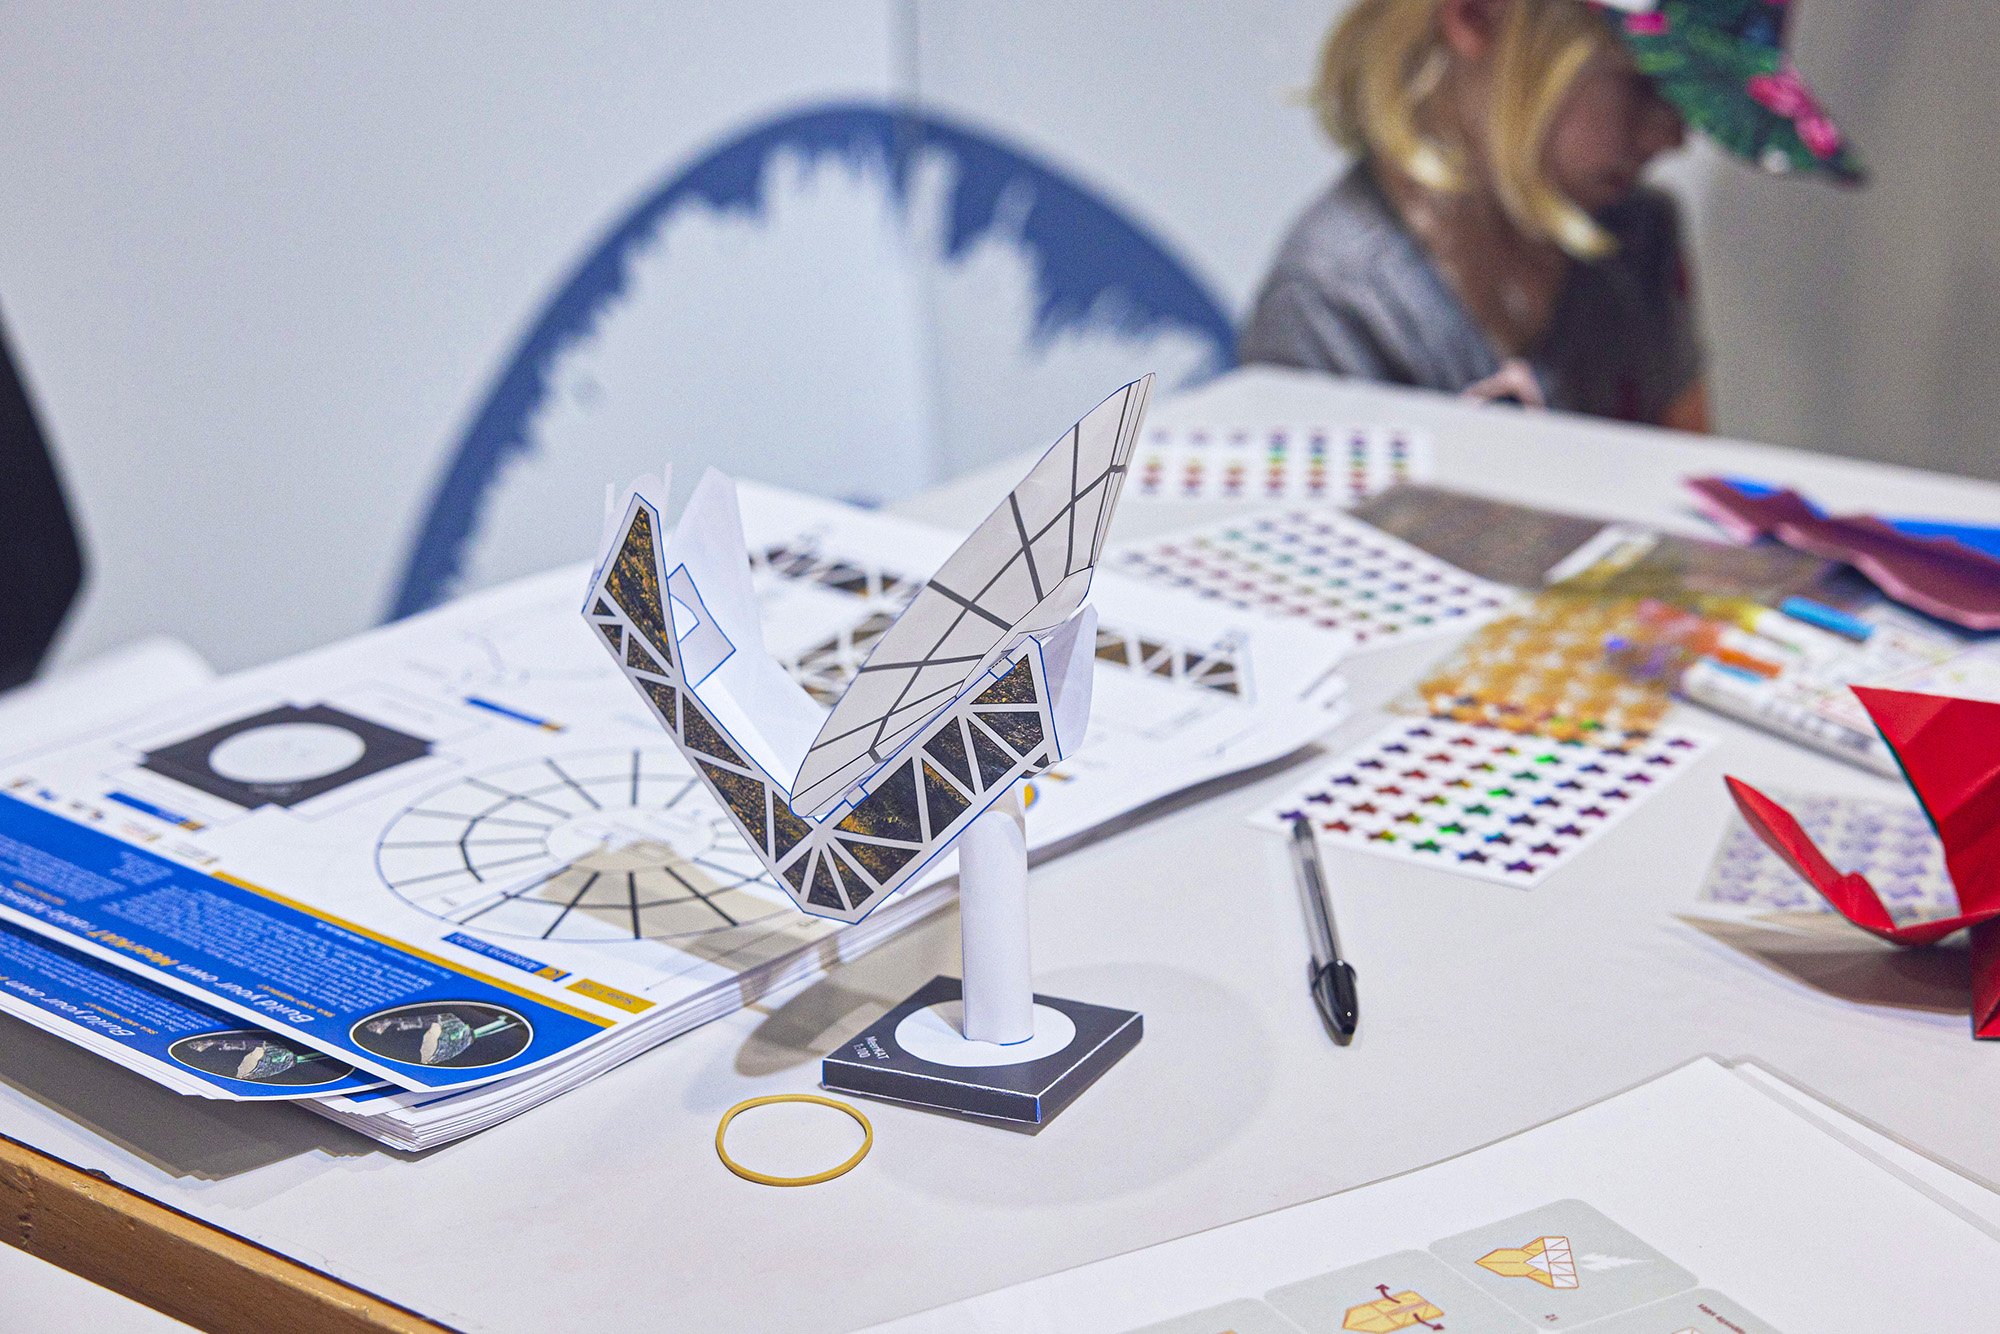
[1,1130,456,1334]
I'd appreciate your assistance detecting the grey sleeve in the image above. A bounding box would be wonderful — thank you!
[1237,276,1398,383]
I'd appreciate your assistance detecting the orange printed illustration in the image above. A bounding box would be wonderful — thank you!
[1343,1284,1445,1332]
[1475,1234,1579,1289]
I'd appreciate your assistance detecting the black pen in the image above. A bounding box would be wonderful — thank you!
[1288,815,1359,1044]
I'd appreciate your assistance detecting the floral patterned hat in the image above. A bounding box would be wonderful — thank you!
[1590,0,1863,183]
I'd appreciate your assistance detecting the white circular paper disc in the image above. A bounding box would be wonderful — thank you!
[210,723,367,784]
[893,1000,1076,1068]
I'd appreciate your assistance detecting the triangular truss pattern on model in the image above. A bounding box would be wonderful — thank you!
[787,376,1153,816]
[750,538,1250,705]
[581,376,1152,924]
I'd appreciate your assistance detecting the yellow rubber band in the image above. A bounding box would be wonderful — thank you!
[715,1094,874,1187]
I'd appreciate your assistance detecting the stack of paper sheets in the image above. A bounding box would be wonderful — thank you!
[0,486,1351,1148]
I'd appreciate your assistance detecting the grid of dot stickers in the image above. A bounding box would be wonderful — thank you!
[1257,717,1716,887]
[1129,425,1429,504]
[1702,790,1959,922]
[1112,508,1512,648]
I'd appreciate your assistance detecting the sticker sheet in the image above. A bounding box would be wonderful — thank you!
[1402,594,1675,741]
[1255,717,1716,887]
[1128,423,1432,504]
[1112,508,1512,649]
[1701,789,1959,922]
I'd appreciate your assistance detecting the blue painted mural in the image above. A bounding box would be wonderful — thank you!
[390,101,1234,620]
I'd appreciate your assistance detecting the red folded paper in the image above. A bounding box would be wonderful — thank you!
[1726,686,2000,1037]
[1687,477,2000,631]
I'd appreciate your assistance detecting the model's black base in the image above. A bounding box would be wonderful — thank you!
[820,975,1141,1128]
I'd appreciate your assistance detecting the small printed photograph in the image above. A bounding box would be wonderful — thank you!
[350,1002,532,1069]
[167,1028,356,1086]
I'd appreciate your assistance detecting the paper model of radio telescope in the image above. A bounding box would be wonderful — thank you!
[1728,686,2000,1039]
[581,377,1153,1125]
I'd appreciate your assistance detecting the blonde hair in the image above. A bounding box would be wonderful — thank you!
[1314,0,1618,259]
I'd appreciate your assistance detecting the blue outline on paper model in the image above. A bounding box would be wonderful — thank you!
[389,101,1236,620]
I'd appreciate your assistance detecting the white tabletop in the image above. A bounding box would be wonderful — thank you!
[3,366,1997,1333]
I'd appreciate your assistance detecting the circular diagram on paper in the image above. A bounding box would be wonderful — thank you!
[375,749,791,942]
[167,1029,357,1086]
[350,1002,532,1069]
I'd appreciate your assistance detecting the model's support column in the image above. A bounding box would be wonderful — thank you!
[956,785,1033,1045]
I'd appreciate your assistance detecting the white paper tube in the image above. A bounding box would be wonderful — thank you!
[958,787,1033,1045]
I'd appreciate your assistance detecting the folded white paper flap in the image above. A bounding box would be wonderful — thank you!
[1040,605,1097,762]
[658,468,825,785]
[788,374,1153,818]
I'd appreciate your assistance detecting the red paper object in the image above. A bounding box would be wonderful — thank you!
[1687,477,2000,631]
[1726,687,2000,1037]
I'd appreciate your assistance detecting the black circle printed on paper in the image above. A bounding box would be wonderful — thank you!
[140,703,432,810]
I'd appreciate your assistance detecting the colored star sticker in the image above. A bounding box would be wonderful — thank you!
[1578,806,1607,818]
[1458,850,1489,862]
[1509,814,1538,827]
[1555,823,1583,836]
[1413,839,1442,852]
[1505,860,1535,874]
[1485,832,1513,845]
[1324,820,1351,833]
[1532,842,1559,855]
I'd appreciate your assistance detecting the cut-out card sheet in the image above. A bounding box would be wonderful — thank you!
[1128,422,1432,504]
[1253,717,1715,887]
[1680,790,1970,1021]
[1699,789,1958,923]
[0,482,1348,1144]
[1111,507,1513,650]
[860,1057,2000,1333]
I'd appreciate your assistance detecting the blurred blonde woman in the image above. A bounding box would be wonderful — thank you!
[1240,0,1860,430]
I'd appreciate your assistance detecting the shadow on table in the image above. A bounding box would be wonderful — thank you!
[733,902,963,1079]
[0,1013,393,1180]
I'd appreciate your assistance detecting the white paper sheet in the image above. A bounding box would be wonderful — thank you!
[860,1058,2000,1333]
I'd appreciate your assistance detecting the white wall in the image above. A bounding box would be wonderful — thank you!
[3,0,1994,679]
[0,1,904,673]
